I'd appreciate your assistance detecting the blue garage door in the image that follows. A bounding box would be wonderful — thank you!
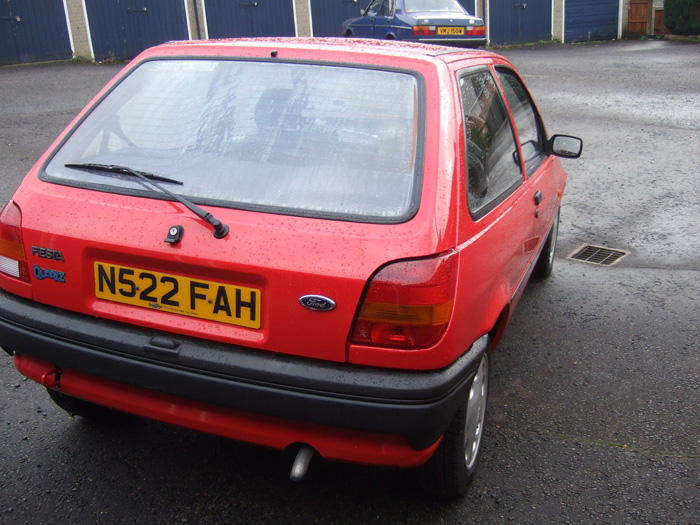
[205,0,295,38]
[311,0,362,37]
[85,0,189,61]
[489,0,551,45]
[0,0,71,65]
[565,0,618,42]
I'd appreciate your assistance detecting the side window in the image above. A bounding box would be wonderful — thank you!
[381,0,394,16]
[496,68,546,177]
[365,0,383,16]
[459,70,522,217]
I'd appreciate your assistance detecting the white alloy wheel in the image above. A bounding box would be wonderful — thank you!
[464,353,488,470]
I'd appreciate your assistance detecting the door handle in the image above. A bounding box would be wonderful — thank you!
[534,191,543,205]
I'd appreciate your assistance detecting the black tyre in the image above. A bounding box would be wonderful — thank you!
[46,388,119,421]
[532,207,560,279]
[419,350,489,498]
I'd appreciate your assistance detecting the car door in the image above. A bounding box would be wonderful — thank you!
[496,67,561,254]
[373,0,396,38]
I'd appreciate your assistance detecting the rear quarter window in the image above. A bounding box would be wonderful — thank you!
[458,69,522,219]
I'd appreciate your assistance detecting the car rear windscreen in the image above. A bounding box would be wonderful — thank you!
[44,59,424,223]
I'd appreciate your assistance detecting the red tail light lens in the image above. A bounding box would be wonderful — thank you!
[350,252,457,350]
[0,201,30,282]
[466,26,486,36]
[413,25,436,36]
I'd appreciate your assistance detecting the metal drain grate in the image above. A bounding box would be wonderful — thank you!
[568,244,628,266]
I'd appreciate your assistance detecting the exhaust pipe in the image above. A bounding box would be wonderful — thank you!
[290,445,315,481]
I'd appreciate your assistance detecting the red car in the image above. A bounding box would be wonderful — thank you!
[0,38,581,497]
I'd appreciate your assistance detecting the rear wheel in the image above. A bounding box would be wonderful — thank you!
[532,207,560,279]
[46,388,119,421]
[419,351,489,497]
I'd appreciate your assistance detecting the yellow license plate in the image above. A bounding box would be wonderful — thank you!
[94,262,261,329]
[438,27,465,35]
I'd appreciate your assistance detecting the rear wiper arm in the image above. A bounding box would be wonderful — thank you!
[65,163,184,185]
[64,163,229,239]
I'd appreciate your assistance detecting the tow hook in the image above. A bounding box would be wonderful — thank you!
[40,367,61,388]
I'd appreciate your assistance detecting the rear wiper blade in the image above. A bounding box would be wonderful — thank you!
[64,163,183,185]
[64,163,229,239]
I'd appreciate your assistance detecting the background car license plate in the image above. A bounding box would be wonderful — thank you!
[438,27,465,35]
[94,262,261,328]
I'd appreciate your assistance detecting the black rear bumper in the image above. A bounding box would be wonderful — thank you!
[0,290,483,449]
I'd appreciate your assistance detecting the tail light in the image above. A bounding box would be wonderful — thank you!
[350,251,457,350]
[466,26,486,36]
[0,201,30,282]
[413,25,436,36]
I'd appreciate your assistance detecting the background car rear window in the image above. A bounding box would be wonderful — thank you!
[43,60,424,223]
[459,70,522,217]
[405,0,466,13]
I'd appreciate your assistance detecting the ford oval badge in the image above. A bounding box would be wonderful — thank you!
[299,295,336,312]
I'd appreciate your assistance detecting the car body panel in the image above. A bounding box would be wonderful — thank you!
[13,179,453,364]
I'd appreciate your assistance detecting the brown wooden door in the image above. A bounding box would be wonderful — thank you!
[654,9,669,35]
[628,1,650,34]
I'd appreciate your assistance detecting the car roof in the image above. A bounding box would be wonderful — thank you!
[143,37,500,66]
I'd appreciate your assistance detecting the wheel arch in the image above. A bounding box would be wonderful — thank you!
[480,284,512,350]
[453,274,512,356]
[488,304,511,349]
